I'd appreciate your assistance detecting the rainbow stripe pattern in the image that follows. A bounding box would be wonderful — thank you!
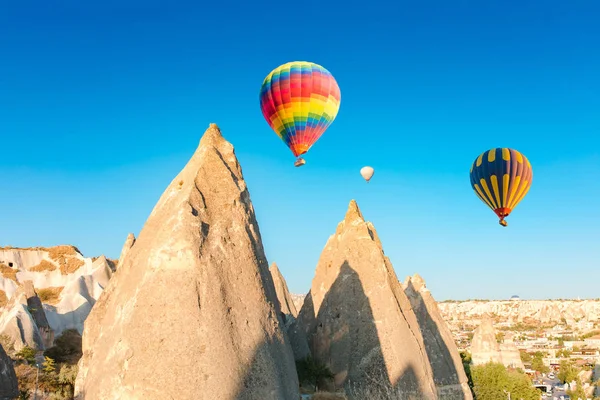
[259,61,341,158]
[469,148,533,222]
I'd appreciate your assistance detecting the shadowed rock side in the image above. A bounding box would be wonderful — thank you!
[0,343,18,400]
[23,281,54,349]
[0,285,47,351]
[297,200,437,399]
[270,263,298,318]
[269,263,310,361]
[404,274,473,400]
[75,124,299,400]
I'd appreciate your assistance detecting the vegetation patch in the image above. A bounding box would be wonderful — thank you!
[0,334,15,355]
[14,361,78,400]
[61,257,84,275]
[296,356,334,392]
[471,362,539,400]
[37,286,64,304]
[0,289,7,308]
[44,329,83,365]
[0,262,18,281]
[30,259,58,272]
[0,244,82,254]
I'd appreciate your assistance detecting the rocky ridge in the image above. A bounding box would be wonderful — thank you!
[75,124,299,400]
[298,200,439,399]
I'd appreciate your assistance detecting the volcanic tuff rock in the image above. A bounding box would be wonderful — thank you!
[438,299,600,326]
[470,314,524,369]
[297,200,437,399]
[0,246,113,341]
[0,282,53,351]
[117,233,136,270]
[75,124,299,400]
[403,274,473,400]
[269,263,310,361]
[0,343,18,400]
[270,263,298,318]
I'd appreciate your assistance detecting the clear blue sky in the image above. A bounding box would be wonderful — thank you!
[1,1,598,301]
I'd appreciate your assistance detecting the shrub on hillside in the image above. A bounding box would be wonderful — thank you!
[44,329,82,364]
[296,356,334,391]
[16,346,37,364]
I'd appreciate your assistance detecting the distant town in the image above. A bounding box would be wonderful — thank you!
[438,296,600,399]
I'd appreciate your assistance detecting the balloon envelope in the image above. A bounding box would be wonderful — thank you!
[469,148,533,224]
[259,61,341,159]
[360,166,374,182]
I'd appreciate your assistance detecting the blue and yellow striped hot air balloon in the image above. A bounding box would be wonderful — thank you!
[469,148,533,227]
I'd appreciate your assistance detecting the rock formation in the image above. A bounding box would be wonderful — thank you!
[269,263,310,361]
[270,263,298,318]
[0,343,18,400]
[297,200,438,399]
[0,283,51,351]
[470,314,524,369]
[0,246,113,340]
[438,299,600,326]
[75,124,299,400]
[23,281,54,348]
[117,233,136,270]
[403,274,473,400]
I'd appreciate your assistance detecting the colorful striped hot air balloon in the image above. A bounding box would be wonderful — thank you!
[259,61,341,167]
[469,148,533,227]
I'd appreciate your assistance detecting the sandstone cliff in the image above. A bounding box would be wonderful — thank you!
[404,274,473,400]
[75,124,299,400]
[298,200,438,399]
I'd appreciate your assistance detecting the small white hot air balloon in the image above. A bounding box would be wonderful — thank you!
[360,166,374,182]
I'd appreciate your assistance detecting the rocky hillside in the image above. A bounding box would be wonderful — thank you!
[0,245,116,352]
[292,296,600,329]
[437,299,600,327]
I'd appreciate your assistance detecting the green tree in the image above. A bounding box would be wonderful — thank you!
[557,359,579,384]
[496,332,505,343]
[558,337,565,346]
[520,350,532,363]
[16,346,36,364]
[531,353,549,374]
[567,377,586,400]
[460,351,474,393]
[295,356,334,391]
[57,364,78,397]
[42,356,56,373]
[471,362,539,400]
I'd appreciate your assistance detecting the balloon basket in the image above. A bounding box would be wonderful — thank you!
[294,158,306,167]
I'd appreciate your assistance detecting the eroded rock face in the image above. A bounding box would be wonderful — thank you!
[117,233,136,270]
[75,124,299,400]
[0,246,113,340]
[269,263,310,361]
[470,315,524,369]
[23,281,54,349]
[0,343,18,400]
[270,263,298,318]
[297,200,437,399]
[0,285,47,351]
[404,274,473,400]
